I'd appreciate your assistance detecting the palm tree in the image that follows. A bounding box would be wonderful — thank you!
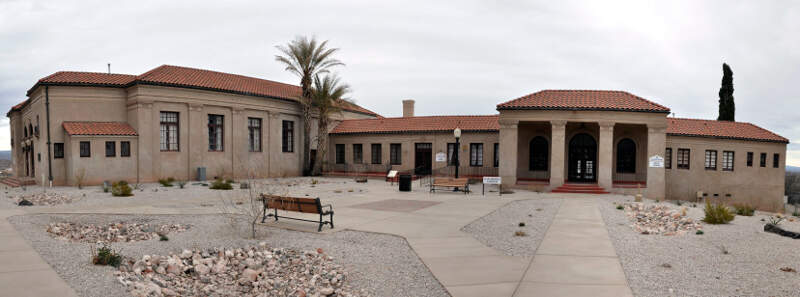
[275,36,344,176]
[310,74,350,175]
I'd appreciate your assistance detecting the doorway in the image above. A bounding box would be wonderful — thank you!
[414,143,432,175]
[568,133,596,182]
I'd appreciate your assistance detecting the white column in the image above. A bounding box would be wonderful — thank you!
[645,125,667,200]
[549,120,567,187]
[499,119,519,186]
[598,121,615,189]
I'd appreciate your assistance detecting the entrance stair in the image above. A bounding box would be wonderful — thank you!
[551,183,610,194]
[0,176,37,188]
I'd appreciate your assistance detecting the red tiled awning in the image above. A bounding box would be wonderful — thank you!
[62,122,138,136]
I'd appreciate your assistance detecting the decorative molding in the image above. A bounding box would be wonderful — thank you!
[550,120,567,128]
[598,121,616,129]
[188,103,203,111]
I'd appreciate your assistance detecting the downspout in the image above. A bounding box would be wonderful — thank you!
[45,86,53,186]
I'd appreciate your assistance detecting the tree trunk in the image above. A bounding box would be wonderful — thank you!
[300,76,312,176]
[313,117,328,176]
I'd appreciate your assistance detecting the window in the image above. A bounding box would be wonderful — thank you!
[447,143,458,166]
[747,152,753,167]
[774,153,780,168]
[760,153,767,167]
[159,111,179,151]
[335,144,345,164]
[371,143,382,164]
[665,148,672,169]
[529,137,548,171]
[722,151,734,171]
[248,117,261,152]
[121,141,131,157]
[677,148,690,169]
[80,141,90,157]
[353,144,363,164]
[390,143,401,165]
[53,143,64,159]
[493,143,499,167]
[282,120,294,152]
[470,143,483,166]
[616,138,636,173]
[208,114,224,151]
[105,141,116,157]
[705,150,717,170]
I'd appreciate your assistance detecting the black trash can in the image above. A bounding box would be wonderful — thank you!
[399,174,412,192]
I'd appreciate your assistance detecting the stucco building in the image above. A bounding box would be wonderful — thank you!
[7,66,788,211]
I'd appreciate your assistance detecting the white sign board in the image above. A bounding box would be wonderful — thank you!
[435,152,447,162]
[387,170,398,178]
[483,176,502,185]
[648,155,664,168]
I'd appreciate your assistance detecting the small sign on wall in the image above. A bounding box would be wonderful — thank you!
[649,155,664,168]
[435,152,447,162]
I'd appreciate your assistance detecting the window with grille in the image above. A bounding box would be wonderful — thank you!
[722,151,734,171]
[282,121,294,152]
[248,117,261,152]
[335,144,345,164]
[665,148,672,169]
[470,143,483,166]
[773,153,780,168]
[705,150,717,170]
[371,144,382,164]
[746,152,753,167]
[353,144,363,164]
[677,148,690,169]
[390,143,401,165]
[80,141,91,157]
[105,141,116,157]
[121,141,130,157]
[208,114,224,151]
[54,143,64,159]
[760,153,767,167]
[616,138,636,173]
[159,112,179,151]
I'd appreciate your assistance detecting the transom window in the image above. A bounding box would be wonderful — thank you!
[390,143,401,165]
[159,112,179,151]
[722,151,734,171]
[248,117,261,152]
[470,143,483,166]
[677,148,690,169]
[705,150,717,170]
[208,114,224,151]
[665,148,672,169]
[529,136,548,171]
[353,144,363,164]
[371,144,382,164]
[616,138,636,173]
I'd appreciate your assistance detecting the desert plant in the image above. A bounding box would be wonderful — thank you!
[158,178,174,187]
[616,205,624,210]
[111,181,133,197]
[91,243,122,267]
[703,201,735,224]
[514,230,527,237]
[177,181,186,189]
[75,168,87,189]
[675,200,683,206]
[733,203,755,216]
[158,234,169,241]
[210,179,233,190]
[311,179,319,185]
[518,222,526,227]
[766,215,785,225]
[696,230,704,235]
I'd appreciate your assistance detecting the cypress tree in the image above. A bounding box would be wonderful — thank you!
[717,63,735,121]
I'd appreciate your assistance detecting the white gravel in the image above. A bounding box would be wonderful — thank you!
[9,213,449,297]
[460,198,562,257]
[599,196,800,297]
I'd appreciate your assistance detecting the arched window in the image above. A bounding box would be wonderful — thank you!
[616,138,636,173]
[23,126,28,138]
[28,124,33,137]
[529,136,549,171]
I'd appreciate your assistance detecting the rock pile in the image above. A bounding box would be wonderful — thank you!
[47,222,189,243]
[115,243,369,297]
[624,203,702,235]
[13,192,72,206]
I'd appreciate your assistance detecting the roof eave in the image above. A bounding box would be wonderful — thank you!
[666,133,789,144]
[496,106,671,114]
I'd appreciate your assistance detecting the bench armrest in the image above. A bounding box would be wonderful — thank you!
[321,204,333,211]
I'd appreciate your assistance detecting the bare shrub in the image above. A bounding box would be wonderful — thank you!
[218,165,286,239]
[75,168,87,189]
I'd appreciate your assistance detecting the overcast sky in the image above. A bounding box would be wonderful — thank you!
[1,0,799,164]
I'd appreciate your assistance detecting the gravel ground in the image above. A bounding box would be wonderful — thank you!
[599,196,800,297]
[9,213,449,297]
[460,198,562,257]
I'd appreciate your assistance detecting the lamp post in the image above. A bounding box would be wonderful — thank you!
[454,127,461,179]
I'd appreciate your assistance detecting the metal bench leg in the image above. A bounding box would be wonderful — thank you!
[274,208,279,221]
[318,213,324,232]
[261,204,268,223]
[329,213,335,229]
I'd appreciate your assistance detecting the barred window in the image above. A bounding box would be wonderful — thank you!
[705,150,717,170]
[248,117,261,152]
[353,144,363,164]
[677,148,690,169]
[80,141,91,158]
[371,144,382,164]
[54,143,64,159]
[665,148,672,169]
[746,152,753,167]
[105,141,116,157]
[390,143,401,165]
[208,114,224,151]
[722,151,734,171]
[282,121,294,152]
[470,143,483,166]
[159,112,179,151]
[760,153,767,167]
[335,144,345,164]
[121,141,131,157]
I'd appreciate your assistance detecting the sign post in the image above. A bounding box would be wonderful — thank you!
[482,176,502,196]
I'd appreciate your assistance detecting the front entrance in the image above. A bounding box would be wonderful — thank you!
[568,133,597,182]
[414,143,432,175]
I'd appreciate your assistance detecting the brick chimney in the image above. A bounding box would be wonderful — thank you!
[402,99,415,117]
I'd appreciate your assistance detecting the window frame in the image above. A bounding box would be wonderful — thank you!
[390,143,402,165]
[159,111,180,152]
[760,153,767,167]
[493,143,499,168]
[79,141,91,158]
[469,143,484,167]
[247,117,262,152]
[773,153,780,168]
[282,120,294,153]
[352,144,363,164]
[371,143,382,164]
[746,152,753,167]
[105,141,116,157]
[722,151,734,171]
[207,114,224,152]
[677,148,690,170]
[665,148,672,169]
[335,144,345,164]
[704,150,717,170]
[121,141,131,157]
[53,143,64,159]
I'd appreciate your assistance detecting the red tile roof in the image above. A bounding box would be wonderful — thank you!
[18,65,380,117]
[62,122,138,136]
[497,90,670,113]
[667,118,788,143]
[330,115,499,134]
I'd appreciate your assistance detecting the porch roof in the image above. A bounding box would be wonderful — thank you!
[62,122,139,136]
[497,90,670,113]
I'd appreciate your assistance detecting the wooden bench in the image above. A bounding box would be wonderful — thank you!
[430,178,470,194]
[260,195,334,232]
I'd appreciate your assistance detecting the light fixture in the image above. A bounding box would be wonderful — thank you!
[454,127,461,138]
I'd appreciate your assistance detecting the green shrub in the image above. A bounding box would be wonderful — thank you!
[616,205,624,210]
[696,230,704,235]
[703,201,735,224]
[111,181,133,197]
[92,244,122,267]
[159,234,169,241]
[733,203,755,216]
[209,179,233,190]
[158,178,174,187]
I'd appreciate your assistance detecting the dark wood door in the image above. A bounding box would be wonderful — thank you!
[415,143,432,175]
[568,133,596,182]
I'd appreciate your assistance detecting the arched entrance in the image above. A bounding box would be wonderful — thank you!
[568,133,597,182]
